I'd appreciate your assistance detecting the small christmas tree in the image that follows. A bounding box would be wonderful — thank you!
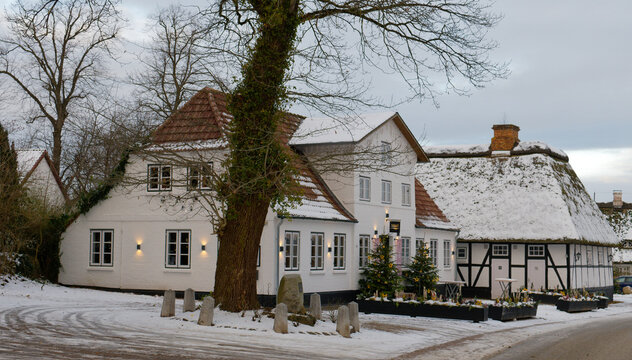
[402,246,438,298]
[359,235,402,299]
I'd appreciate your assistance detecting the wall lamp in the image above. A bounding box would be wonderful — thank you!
[328,246,332,253]
[575,252,581,261]
[201,244,206,251]
[279,246,284,252]
[374,229,378,235]
[136,244,141,250]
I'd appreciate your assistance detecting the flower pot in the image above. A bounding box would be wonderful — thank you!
[556,299,598,313]
[357,299,488,322]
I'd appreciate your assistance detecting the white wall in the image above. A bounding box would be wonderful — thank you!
[26,158,66,208]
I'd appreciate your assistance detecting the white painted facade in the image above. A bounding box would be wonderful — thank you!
[17,150,67,208]
[60,113,457,297]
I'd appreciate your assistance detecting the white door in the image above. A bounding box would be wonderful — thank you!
[491,258,509,299]
[527,259,546,291]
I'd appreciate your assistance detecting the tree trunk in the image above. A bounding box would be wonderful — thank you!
[51,124,63,174]
[212,0,300,311]
[214,195,271,311]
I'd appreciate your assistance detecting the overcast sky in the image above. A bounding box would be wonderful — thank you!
[2,0,630,202]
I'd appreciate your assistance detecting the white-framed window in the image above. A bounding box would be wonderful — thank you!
[165,230,191,268]
[310,232,324,270]
[359,234,370,268]
[188,162,213,190]
[401,183,411,206]
[148,164,171,191]
[381,141,392,165]
[359,176,371,201]
[443,240,451,268]
[401,237,411,266]
[457,246,468,260]
[429,239,438,266]
[381,180,392,204]
[528,245,545,257]
[284,231,300,270]
[90,229,113,266]
[333,233,346,270]
[415,238,424,254]
[492,244,509,256]
[597,248,603,265]
[586,247,593,265]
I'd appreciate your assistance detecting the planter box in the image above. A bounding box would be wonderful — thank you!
[358,300,488,322]
[556,299,598,313]
[528,293,562,305]
[489,304,538,321]
[596,297,609,309]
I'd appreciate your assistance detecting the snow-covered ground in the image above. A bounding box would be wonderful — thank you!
[2,277,632,359]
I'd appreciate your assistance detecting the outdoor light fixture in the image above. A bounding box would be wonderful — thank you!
[279,246,284,252]
[452,251,455,255]
[201,244,206,251]
[328,246,332,253]
[136,244,141,250]
[608,254,613,262]
[575,252,581,261]
[374,229,378,235]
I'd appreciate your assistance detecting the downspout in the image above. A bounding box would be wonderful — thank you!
[275,218,284,294]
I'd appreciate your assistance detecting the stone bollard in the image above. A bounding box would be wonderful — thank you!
[160,289,176,317]
[336,305,351,338]
[273,303,289,334]
[197,296,214,326]
[183,288,196,312]
[348,301,360,333]
[310,293,322,320]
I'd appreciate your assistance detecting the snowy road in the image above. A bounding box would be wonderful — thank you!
[3,278,632,360]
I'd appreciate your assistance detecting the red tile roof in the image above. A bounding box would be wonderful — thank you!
[415,178,454,230]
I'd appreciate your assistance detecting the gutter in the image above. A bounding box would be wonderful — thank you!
[274,218,284,294]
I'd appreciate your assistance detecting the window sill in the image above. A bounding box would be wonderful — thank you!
[333,269,347,274]
[87,267,114,271]
[163,269,191,273]
[359,198,371,202]
[309,270,326,275]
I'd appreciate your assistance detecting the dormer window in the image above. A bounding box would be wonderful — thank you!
[148,165,171,191]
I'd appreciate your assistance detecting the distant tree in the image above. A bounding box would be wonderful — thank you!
[0,0,123,173]
[359,235,402,298]
[402,246,439,297]
[0,122,24,274]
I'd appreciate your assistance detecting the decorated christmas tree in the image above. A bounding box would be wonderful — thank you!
[359,234,402,298]
[402,245,438,297]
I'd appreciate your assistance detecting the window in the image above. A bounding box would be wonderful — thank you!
[284,231,300,270]
[401,237,411,266]
[165,230,191,268]
[310,232,324,270]
[359,235,370,268]
[586,248,593,265]
[443,240,451,268]
[457,246,468,260]
[381,141,392,165]
[257,245,261,267]
[401,183,411,206]
[359,176,371,201]
[597,248,603,265]
[188,162,213,190]
[492,244,508,256]
[333,233,346,270]
[90,230,113,266]
[148,164,172,191]
[415,238,424,255]
[528,245,545,257]
[381,180,392,204]
[429,239,437,266]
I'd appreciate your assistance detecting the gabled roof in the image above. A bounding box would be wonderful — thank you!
[424,141,568,162]
[414,179,457,231]
[290,112,428,162]
[16,149,69,202]
[416,148,618,246]
[150,87,353,222]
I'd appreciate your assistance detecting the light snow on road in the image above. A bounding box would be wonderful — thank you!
[2,276,632,359]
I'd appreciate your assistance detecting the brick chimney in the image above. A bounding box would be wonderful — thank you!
[613,190,623,208]
[490,124,520,151]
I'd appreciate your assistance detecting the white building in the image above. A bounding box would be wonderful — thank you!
[59,88,457,302]
[417,124,618,299]
[598,191,632,276]
[16,149,68,208]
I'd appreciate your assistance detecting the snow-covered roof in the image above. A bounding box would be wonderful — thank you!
[424,141,568,162]
[416,152,618,245]
[145,139,227,152]
[613,248,632,263]
[290,112,397,145]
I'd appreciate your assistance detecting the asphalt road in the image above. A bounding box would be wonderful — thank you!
[486,314,632,360]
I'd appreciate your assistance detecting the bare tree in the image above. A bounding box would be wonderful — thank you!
[130,4,221,121]
[0,0,124,173]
